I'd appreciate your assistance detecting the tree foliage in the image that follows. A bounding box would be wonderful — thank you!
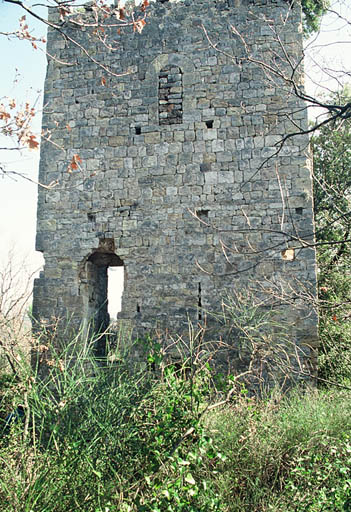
[311,87,351,383]
[301,0,329,35]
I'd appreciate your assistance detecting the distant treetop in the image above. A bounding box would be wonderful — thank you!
[300,0,328,35]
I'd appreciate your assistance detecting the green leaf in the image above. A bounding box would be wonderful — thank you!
[178,458,190,466]
[184,473,196,485]
[161,489,170,500]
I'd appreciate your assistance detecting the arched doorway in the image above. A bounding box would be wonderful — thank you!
[80,241,125,347]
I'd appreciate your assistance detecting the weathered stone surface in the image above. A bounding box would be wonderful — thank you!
[33,0,318,375]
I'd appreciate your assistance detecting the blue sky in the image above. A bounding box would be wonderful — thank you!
[0,2,46,270]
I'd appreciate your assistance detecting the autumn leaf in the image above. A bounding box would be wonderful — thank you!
[133,19,146,34]
[68,154,82,171]
[141,0,149,12]
[101,76,106,86]
[59,7,70,21]
[332,314,338,322]
[27,135,39,150]
[0,105,10,121]
[281,248,295,261]
[118,8,125,20]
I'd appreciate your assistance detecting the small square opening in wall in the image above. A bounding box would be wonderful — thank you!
[205,120,214,128]
[197,209,209,220]
[135,127,141,135]
[295,207,303,215]
[87,213,96,222]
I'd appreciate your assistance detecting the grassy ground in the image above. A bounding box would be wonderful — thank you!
[1,331,351,512]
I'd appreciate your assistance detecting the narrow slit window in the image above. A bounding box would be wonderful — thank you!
[198,282,202,321]
[159,65,183,125]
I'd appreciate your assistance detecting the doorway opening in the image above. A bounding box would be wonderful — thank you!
[82,249,124,334]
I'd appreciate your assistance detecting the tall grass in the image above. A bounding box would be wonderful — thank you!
[1,324,351,511]
[0,328,223,512]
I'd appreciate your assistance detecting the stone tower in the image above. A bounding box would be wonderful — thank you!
[33,0,318,365]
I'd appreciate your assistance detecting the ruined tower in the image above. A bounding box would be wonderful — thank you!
[33,0,318,366]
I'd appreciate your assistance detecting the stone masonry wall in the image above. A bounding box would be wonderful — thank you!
[33,0,318,368]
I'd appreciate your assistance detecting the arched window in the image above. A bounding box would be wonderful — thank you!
[158,65,183,125]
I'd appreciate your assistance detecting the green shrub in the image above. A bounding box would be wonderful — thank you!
[1,323,351,512]
[206,389,351,511]
[0,331,223,512]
